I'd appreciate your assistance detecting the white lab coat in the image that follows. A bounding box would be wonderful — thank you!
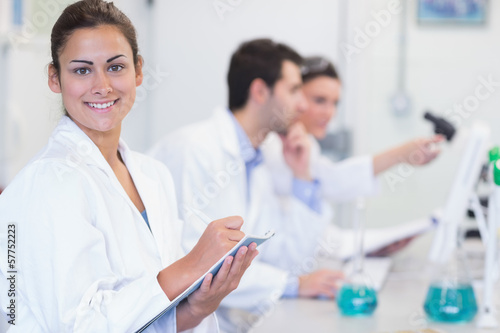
[262,131,378,202]
[149,108,331,311]
[0,117,217,333]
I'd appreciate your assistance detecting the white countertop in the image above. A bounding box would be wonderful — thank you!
[251,236,500,333]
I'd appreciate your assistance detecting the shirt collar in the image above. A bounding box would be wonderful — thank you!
[227,109,263,166]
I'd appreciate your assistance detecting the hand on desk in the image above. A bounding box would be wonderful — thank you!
[298,269,344,299]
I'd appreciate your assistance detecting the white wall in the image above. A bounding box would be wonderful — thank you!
[141,0,342,149]
[0,0,74,188]
[348,0,500,226]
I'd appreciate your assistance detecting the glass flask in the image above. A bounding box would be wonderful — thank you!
[423,237,478,323]
[337,199,378,316]
[337,272,378,316]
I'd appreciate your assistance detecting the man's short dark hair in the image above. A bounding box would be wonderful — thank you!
[227,39,303,112]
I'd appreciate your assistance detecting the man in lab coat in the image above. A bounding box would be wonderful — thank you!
[150,39,342,328]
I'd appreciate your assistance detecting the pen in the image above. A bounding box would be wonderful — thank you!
[187,207,214,226]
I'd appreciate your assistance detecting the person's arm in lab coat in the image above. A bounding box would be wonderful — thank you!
[372,135,444,175]
[264,130,443,203]
[262,131,379,202]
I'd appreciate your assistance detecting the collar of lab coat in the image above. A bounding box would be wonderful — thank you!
[225,108,263,164]
[212,107,243,159]
[51,116,166,248]
[211,108,263,217]
[50,116,123,171]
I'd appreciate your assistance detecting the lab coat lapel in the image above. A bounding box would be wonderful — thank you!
[118,140,169,261]
[212,108,241,158]
[53,116,111,170]
[211,109,269,230]
[246,165,264,227]
[56,118,166,260]
[212,108,249,217]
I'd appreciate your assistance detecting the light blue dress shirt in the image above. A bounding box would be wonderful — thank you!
[141,210,151,232]
[228,109,322,212]
[227,110,323,297]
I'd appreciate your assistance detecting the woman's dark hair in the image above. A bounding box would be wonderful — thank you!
[51,0,140,75]
[227,38,303,111]
[301,56,339,84]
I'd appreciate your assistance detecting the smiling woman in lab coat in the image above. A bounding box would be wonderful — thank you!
[0,1,257,332]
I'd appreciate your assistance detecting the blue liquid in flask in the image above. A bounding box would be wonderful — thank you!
[423,283,478,323]
[337,284,377,316]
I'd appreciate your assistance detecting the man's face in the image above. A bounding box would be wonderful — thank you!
[265,60,308,134]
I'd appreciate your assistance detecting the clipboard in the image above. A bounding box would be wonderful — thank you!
[135,229,275,332]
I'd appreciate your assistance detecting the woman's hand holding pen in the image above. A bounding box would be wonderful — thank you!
[187,216,247,272]
[178,241,258,329]
[156,215,258,330]
[174,216,259,330]
[157,216,256,299]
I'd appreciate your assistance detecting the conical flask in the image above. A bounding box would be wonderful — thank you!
[337,199,377,316]
[423,226,478,323]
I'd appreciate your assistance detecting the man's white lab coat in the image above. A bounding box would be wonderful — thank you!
[0,117,217,333]
[149,108,331,311]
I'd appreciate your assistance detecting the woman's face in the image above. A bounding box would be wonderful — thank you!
[49,25,143,138]
[298,76,341,140]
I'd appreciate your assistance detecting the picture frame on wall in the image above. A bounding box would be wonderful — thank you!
[418,0,487,24]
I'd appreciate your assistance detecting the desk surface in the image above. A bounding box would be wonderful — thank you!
[253,248,499,333]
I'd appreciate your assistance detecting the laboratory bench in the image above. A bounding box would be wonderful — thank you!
[251,236,500,333]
